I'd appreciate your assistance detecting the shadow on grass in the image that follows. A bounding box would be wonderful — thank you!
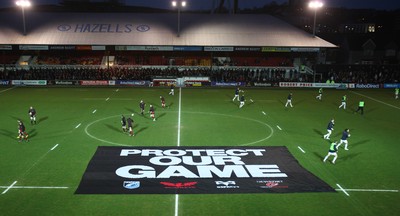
[28,129,37,138]
[0,129,15,138]
[340,152,361,161]
[105,124,121,133]
[313,129,323,136]
[38,116,49,123]
[157,113,166,119]
[293,99,305,106]
[136,126,149,135]
[125,107,136,114]
[313,152,324,161]
[351,139,370,148]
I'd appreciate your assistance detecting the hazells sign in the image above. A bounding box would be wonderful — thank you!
[75,146,335,194]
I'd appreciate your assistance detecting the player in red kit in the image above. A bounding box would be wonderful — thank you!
[160,96,166,108]
[149,105,156,121]
[17,120,29,142]
[127,117,134,136]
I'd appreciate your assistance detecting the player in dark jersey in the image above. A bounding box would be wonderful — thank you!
[323,119,334,140]
[285,93,293,107]
[160,96,166,108]
[169,84,175,96]
[139,100,146,115]
[17,120,29,142]
[121,115,127,132]
[149,105,156,121]
[337,129,351,150]
[239,95,245,108]
[127,117,134,136]
[232,87,240,101]
[28,106,37,125]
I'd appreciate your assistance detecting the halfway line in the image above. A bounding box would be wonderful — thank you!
[336,183,350,196]
[336,189,398,193]
[2,181,17,194]
[175,88,182,216]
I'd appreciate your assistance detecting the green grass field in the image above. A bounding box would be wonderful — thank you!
[0,86,399,216]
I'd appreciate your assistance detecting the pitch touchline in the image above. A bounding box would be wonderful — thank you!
[0,86,17,94]
[336,183,350,196]
[0,186,69,189]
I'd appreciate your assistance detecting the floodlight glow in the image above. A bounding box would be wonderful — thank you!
[16,0,31,7]
[181,1,186,7]
[309,1,323,9]
[172,1,177,7]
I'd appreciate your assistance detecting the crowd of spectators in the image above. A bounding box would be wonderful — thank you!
[0,67,301,83]
[0,64,398,83]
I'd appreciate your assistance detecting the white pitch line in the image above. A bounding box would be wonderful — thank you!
[92,109,97,114]
[350,91,400,110]
[335,189,398,193]
[276,125,282,130]
[75,123,81,129]
[0,186,69,189]
[2,181,17,194]
[250,99,254,102]
[336,183,350,196]
[106,97,110,101]
[116,89,119,92]
[50,144,59,151]
[297,146,306,153]
[175,88,182,216]
[262,111,266,115]
[0,86,17,94]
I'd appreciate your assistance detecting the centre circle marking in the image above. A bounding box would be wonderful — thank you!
[85,111,274,146]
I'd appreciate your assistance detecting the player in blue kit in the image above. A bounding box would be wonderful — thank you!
[337,129,351,150]
[232,87,240,101]
[323,119,334,140]
[139,100,146,115]
[285,93,293,107]
[121,115,127,132]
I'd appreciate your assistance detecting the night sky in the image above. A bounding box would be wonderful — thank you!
[1,0,400,10]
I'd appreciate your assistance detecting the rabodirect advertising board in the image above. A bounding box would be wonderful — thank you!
[355,83,380,89]
[75,146,335,194]
[0,80,10,85]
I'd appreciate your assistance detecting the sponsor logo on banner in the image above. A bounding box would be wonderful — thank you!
[57,23,150,33]
[253,83,272,87]
[12,80,47,86]
[117,80,148,86]
[55,81,74,85]
[279,82,313,87]
[216,181,240,189]
[257,180,288,189]
[384,83,400,88]
[123,181,140,189]
[75,146,335,194]
[212,82,245,87]
[355,84,380,89]
[0,80,10,85]
[160,182,197,189]
[80,80,109,86]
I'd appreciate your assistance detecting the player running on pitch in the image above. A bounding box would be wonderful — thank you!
[169,84,175,96]
[395,87,399,99]
[232,87,240,101]
[28,106,37,125]
[323,119,334,140]
[354,100,365,115]
[316,88,323,100]
[338,95,347,109]
[121,115,127,132]
[285,93,293,107]
[149,105,156,121]
[323,141,338,164]
[160,96,166,108]
[337,129,351,150]
[127,117,134,136]
[239,94,245,108]
[17,120,29,142]
[139,100,146,115]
